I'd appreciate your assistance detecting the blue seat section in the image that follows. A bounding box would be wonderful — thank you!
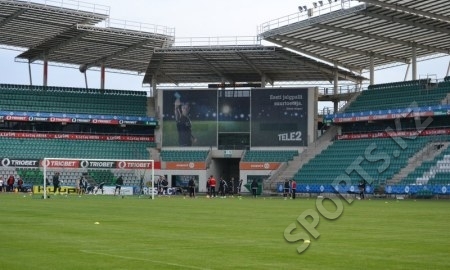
[344,79,450,113]
[0,137,152,159]
[294,137,430,186]
[0,84,147,116]
[160,150,209,162]
[242,150,298,162]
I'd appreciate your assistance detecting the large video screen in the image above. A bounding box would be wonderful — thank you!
[162,90,217,147]
[251,88,308,146]
[218,93,250,133]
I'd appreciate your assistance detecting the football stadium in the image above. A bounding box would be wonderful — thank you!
[0,0,449,269]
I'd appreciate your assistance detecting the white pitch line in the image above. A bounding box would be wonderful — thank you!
[81,250,212,270]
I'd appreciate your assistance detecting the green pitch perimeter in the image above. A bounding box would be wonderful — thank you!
[0,194,448,270]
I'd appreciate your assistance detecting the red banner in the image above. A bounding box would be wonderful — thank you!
[239,162,280,170]
[165,162,206,170]
[0,131,154,142]
[337,128,450,140]
[333,111,435,123]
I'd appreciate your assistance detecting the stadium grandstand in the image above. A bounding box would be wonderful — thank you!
[0,0,449,200]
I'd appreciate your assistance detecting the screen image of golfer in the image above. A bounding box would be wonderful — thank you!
[162,90,218,147]
[251,88,308,146]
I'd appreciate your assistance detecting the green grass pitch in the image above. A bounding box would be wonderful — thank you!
[0,193,449,270]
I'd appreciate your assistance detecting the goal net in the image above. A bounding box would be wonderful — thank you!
[42,158,155,199]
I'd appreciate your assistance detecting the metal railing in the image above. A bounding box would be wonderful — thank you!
[16,0,110,15]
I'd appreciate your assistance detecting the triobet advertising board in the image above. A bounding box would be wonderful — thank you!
[251,88,309,146]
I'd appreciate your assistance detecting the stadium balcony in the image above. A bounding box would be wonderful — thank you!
[242,150,299,163]
[344,79,450,113]
[0,84,147,116]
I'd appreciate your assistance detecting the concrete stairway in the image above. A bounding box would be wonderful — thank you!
[388,141,450,185]
[263,125,338,193]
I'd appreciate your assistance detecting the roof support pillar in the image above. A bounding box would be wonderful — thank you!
[334,63,339,113]
[404,64,410,81]
[411,44,417,80]
[334,64,338,95]
[43,56,48,87]
[370,54,375,85]
[100,63,105,90]
[151,77,157,97]
[446,60,450,77]
[261,74,266,88]
[28,61,33,86]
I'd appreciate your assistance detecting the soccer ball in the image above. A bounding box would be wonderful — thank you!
[206,195,210,199]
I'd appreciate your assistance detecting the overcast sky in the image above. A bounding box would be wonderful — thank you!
[0,0,449,91]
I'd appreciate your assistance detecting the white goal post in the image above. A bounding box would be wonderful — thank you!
[42,158,155,199]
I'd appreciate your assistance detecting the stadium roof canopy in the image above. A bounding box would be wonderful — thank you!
[0,0,174,73]
[258,0,450,74]
[0,0,366,87]
[142,44,366,85]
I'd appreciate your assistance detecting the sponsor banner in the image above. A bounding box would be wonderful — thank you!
[116,161,153,169]
[91,119,119,125]
[165,162,206,170]
[337,128,450,140]
[33,186,78,195]
[0,158,160,169]
[43,159,80,168]
[1,158,40,167]
[0,131,154,142]
[0,110,157,126]
[32,185,134,195]
[325,104,450,123]
[239,162,280,170]
[251,88,308,146]
[79,160,115,169]
[41,159,159,170]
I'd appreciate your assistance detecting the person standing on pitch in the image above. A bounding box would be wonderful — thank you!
[114,175,123,196]
[358,180,366,200]
[237,179,243,196]
[291,180,297,199]
[52,172,60,194]
[283,179,290,199]
[219,177,227,198]
[7,175,15,192]
[251,179,259,198]
[206,176,211,197]
[188,177,196,198]
[209,175,217,198]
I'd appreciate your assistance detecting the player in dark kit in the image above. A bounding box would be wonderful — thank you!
[114,176,123,196]
[53,172,60,194]
[188,178,196,198]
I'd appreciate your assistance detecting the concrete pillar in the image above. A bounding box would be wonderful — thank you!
[43,57,48,87]
[412,44,417,80]
[370,54,374,85]
[100,64,105,90]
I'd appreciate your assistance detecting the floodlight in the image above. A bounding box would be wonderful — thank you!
[318,1,323,6]
[328,0,332,3]
[298,6,303,12]
[313,2,318,8]
[303,5,307,10]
